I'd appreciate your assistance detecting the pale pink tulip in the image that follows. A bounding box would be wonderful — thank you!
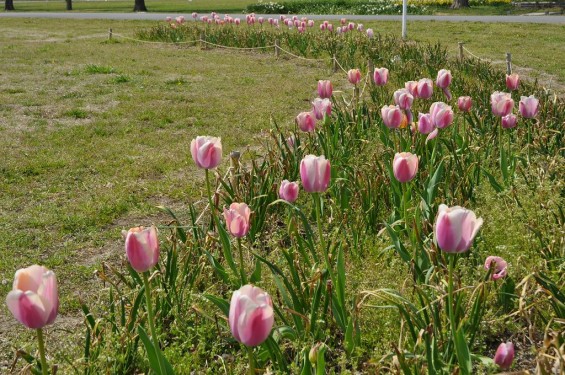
[393,152,419,183]
[308,20,314,27]
[317,80,333,99]
[366,28,374,38]
[501,113,517,129]
[404,81,418,96]
[279,180,299,203]
[417,113,434,134]
[229,285,274,347]
[484,256,508,280]
[296,111,316,132]
[300,155,331,193]
[381,105,403,129]
[505,73,519,91]
[519,95,539,118]
[340,18,347,25]
[223,203,251,238]
[319,23,326,31]
[286,135,296,149]
[6,265,59,329]
[348,22,355,31]
[416,78,433,99]
[426,128,439,143]
[327,24,334,32]
[491,92,514,117]
[434,204,483,253]
[175,16,185,24]
[494,342,514,370]
[165,16,172,23]
[312,98,332,120]
[457,96,472,112]
[436,69,452,99]
[192,12,198,19]
[124,226,160,273]
[373,68,389,86]
[234,18,241,25]
[357,24,364,32]
[393,89,414,110]
[430,102,454,128]
[347,69,362,85]
[190,136,222,169]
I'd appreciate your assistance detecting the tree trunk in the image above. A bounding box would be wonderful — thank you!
[133,0,148,12]
[66,0,73,11]
[451,0,469,8]
[5,0,15,11]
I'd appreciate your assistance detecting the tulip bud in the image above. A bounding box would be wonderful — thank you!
[223,203,251,238]
[300,155,331,193]
[381,105,403,129]
[373,68,389,86]
[436,69,452,89]
[417,113,434,134]
[296,111,316,132]
[457,96,472,112]
[434,204,483,253]
[494,342,514,370]
[484,256,508,280]
[366,28,374,38]
[429,102,454,129]
[124,226,160,273]
[229,285,274,347]
[347,69,362,85]
[491,91,514,117]
[279,180,299,203]
[505,73,519,91]
[519,95,539,118]
[192,12,198,19]
[416,78,433,99]
[393,152,419,183]
[190,136,222,169]
[317,80,333,99]
[312,98,332,120]
[393,88,414,110]
[501,113,517,129]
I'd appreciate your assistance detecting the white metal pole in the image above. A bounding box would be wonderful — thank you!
[402,0,407,39]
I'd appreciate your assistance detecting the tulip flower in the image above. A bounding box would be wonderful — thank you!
[434,204,483,253]
[279,180,299,203]
[373,67,389,86]
[6,265,59,329]
[192,12,198,19]
[347,69,362,85]
[312,98,332,120]
[190,136,222,169]
[426,128,439,143]
[296,111,316,132]
[436,69,452,100]
[430,102,454,128]
[484,256,508,280]
[506,73,519,91]
[404,80,418,96]
[366,28,374,38]
[491,91,514,117]
[416,78,433,99]
[300,155,331,193]
[494,342,514,370]
[123,226,160,273]
[457,96,472,112]
[229,284,274,347]
[501,113,517,129]
[286,135,296,149]
[393,89,414,110]
[381,105,403,129]
[417,113,434,134]
[519,95,539,118]
[224,203,251,238]
[319,23,326,31]
[176,16,185,24]
[393,152,419,183]
[357,23,364,32]
[317,80,333,99]
[165,16,172,23]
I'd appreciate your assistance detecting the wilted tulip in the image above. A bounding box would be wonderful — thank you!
[317,80,333,99]
[494,342,514,370]
[312,98,332,120]
[366,28,374,38]
[373,67,389,86]
[393,89,414,110]
[296,111,316,132]
[501,113,517,129]
[229,285,274,347]
[491,91,514,117]
[417,113,434,134]
[393,152,419,183]
[434,204,483,253]
[347,69,362,85]
[436,69,452,100]
[381,105,403,129]
[191,136,222,169]
[300,155,331,193]
[457,96,472,112]
[6,265,59,329]
[279,180,299,203]
[429,102,454,128]
[484,256,508,280]
[519,95,539,118]
[416,78,433,99]
[506,73,519,91]
[124,226,160,273]
[224,203,251,238]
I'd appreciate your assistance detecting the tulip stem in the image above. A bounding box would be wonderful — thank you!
[246,345,256,375]
[36,328,48,375]
[314,194,331,275]
[237,237,247,285]
[447,254,457,333]
[205,169,216,227]
[142,271,165,375]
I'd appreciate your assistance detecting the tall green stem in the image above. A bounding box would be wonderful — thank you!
[314,193,333,280]
[205,168,216,215]
[246,345,256,375]
[237,237,247,285]
[447,254,457,334]
[36,328,48,375]
[142,271,165,375]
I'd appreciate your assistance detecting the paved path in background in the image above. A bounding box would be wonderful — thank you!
[1,12,564,24]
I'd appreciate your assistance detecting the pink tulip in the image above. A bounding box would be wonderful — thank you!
[393,152,419,183]
[234,18,241,25]
[6,265,59,329]
[357,24,364,32]
[366,28,374,38]
[192,12,198,19]
[319,23,326,31]
[123,226,160,273]
[296,111,316,132]
[347,69,362,85]
[327,24,334,32]
[417,113,434,134]
[381,105,403,129]
[176,16,185,24]
[279,180,299,203]
[436,69,452,100]
[340,18,347,25]
[484,256,508,280]
[348,22,355,31]
[317,80,333,99]
[373,68,389,86]
[494,342,514,370]
[491,91,514,117]
[403,81,417,96]
[190,136,222,169]
[312,98,332,120]
[308,20,314,27]
[393,89,414,110]
[258,17,264,24]
[300,155,331,193]
[165,16,172,23]
[457,96,472,112]
[416,78,433,99]
[434,204,483,253]
[429,102,454,128]
[286,135,296,149]
[501,113,517,129]
[223,203,251,238]
[426,128,439,143]
[229,284,274,347]
[519,95,539,118]
[505,73,519,91]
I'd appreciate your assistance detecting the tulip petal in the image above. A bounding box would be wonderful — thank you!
[7,290,48,329]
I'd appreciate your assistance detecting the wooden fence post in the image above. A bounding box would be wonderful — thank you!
[108,28,112,40]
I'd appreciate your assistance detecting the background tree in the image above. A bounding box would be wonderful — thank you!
[134,0,147,11]
[66,0,72,10]
[451,0,470,8]
[5,0,15,11]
